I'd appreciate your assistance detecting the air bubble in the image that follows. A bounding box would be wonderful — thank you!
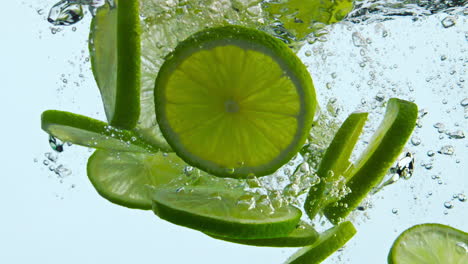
[443,201,453,209]
[438,145,454,156]
[441,16,456,28]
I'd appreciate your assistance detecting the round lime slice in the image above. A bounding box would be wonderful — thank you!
[89,0,140,129]
[41,110,156,153]
[285,221,357,264]
[207,222,319,247]
[324,98,418,223]
[152,185,302,239]
[305,112,368,220]
[155,25,317,178]
[388,223,468,264]
[87,150,185,209]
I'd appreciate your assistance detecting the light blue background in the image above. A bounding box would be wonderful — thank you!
[1,1,466,264]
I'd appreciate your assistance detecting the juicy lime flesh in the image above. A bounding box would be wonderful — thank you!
[152,186,302,239]
[87,150,185,209]
[157,34,313,178]
[389,224,468,264]
[285,221,357,264]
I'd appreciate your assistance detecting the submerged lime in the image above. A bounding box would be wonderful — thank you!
[155,25,317,178]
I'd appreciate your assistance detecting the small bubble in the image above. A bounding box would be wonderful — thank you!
[331,72,337,79]
[460,98,468,107]
[447,130,465,139]
[305,50,312,57]
[391,208,398,214]
[444,201,453,209]
[427,150,435,157]
[458,193,466,202]
[441,16,456,28]
[411,136,421,146]
[438,145,455,156]
[440,55,447,61]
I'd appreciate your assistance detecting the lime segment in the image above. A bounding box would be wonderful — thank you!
[155,25,317,178]
[41,110,156,153]
[388,223,468,264]
[285,221,357,264]
[324,98,418,223]
[152,185,302,239]
[87,150,185,209]
[304,112,368,220]
[207,222,319,247]
[89,0,140,129]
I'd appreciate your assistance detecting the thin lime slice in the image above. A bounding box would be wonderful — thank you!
[155,25,317,178]
[41,110,157,153]
[304,112,368,220]
[207,222,319,247]
[152,185,302,239]
[324,98,418,223]
[87,150,185,209]
[89,0,140,129]
[388,223,468,264]
[285,221,357,264]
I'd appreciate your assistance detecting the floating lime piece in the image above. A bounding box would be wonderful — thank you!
[324,98,418,223]
[41,110,156,153]
[152,185,302,239]
[207,222,319,247]
[155,25,317,178]
[388,223,468,264]
[304,112,368,220]
[89,0,140,129]
[285,221,357,264]
[87,150,185,209]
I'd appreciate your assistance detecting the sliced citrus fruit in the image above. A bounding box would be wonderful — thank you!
[388,223,468,264]
[284,221,357,264]
[304,112,368,220]
[41,110,157,153]
[152,185,302,239]
[87,150,185,209]
[207,222,319,247]
[89,0,140,129]
[155,25,317,178]
[324,98,418,223]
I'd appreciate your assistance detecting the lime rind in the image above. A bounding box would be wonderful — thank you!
[87,150,185,209]
[41,110,157,153]
[285,221,357,264]
[152,186,303,239]
[206,222,319,247]
[89,0,141,129]
[388,223,468,264]
[155,25,317,178]
[324,98,418,223]
[304,112,368,220]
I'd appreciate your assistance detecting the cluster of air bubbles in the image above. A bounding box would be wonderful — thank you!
[42,152,72,180]
[373,152,415,193]
[48,0,111,26]
[438,145,455,156]
[443,192,467,213]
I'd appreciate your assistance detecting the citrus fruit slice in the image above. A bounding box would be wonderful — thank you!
[87,150,185,209]
[152,185,302,239]
[155,25,317,178]
[324,98,418,223]
[207,222,319,247]
[89,0,140,129]
[388,223,468,264]
[41,110,157,153]
[304,112,368,220]
[285,221,357,264]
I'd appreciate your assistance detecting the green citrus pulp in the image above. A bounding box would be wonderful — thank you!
[388,223,468,264]
[155,25,316,178]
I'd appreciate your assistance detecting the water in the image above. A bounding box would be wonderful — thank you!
[2,1,467,264]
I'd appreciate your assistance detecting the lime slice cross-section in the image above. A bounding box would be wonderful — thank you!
[324,98,418,223]
[155,25,317,178]
[152,185,303,239]
[87,150,186,209]
[388,223,468,264]
[89,0,140,129]
[41,110,157,153]
[285,221,357,264]
[304,112,368,220]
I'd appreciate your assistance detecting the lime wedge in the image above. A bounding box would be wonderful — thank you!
[207,222,319,247]
[89,0,140,129]
[155,25,317,178]
[87,150,185,209]
[152,185,302,239]
[388,223,468,264]
[324,98,418,223]
[285,221,357,264]
[41,110,157,153]
[304,112,368,220]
